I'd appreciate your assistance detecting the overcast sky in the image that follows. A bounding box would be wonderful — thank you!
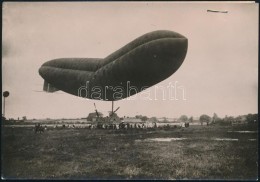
[2,2,258,119]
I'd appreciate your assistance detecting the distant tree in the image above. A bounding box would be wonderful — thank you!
[199,114,211,126]
[213,113,223,124]
[246,114,253,122]
[235,115,242,122]
[188,116,193,123]
[179,115,188,123]
[212,113,218,124]
[141,116,148,121]
[2,116,6,122]
[150,117,158,122]
[224,115,227,121]
[22,116,27,121]
[246,113,258,124]
[223,116,235,124]
[228,116,235,123]
[135,115,143,119]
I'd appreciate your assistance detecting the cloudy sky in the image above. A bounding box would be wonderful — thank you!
[2,2,258,119]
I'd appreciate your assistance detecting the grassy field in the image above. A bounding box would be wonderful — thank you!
[1,124,258,180]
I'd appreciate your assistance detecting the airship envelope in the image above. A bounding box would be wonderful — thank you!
[39,30,188,101]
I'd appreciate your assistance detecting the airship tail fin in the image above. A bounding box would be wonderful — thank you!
[43,80,59,93]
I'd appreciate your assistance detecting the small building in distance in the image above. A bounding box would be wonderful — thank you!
[157,117,176,122]
[87,112,103,122]
[231,115,247,125]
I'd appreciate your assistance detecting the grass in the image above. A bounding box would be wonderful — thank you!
[1,124,258,180]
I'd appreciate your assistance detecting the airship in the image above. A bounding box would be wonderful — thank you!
[207,9,228,13]
[39,30,188,101]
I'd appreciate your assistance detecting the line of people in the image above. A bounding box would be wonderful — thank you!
[90,122,158,130]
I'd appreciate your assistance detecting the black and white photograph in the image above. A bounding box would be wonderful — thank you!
[1,1,258,180]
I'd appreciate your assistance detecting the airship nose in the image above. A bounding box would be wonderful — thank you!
[159,37,188,72]
[38,59,67,81]
[139,36,188,84]
[38,61,54,81]
[38,65,46,79]
[114,36,188,87]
